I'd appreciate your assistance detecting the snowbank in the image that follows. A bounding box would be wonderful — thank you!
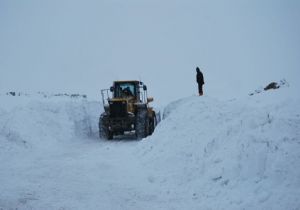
[138,88,300,209]
[0,95,99,151]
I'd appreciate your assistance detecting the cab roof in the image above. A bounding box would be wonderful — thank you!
[113,80,141,84]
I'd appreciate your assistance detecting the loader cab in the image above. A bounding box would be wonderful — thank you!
[111,81,140,100]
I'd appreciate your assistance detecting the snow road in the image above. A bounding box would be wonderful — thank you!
[0,89,300,210]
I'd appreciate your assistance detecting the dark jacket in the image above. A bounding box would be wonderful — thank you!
[196,70,204,85]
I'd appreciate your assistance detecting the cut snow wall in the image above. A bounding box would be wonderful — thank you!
[0,96,101,150]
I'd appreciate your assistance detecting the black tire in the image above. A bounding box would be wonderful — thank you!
[99,113,113,140]
[149,114,156,135]
[135,108,149,139]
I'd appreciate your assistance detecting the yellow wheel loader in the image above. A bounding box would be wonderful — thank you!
[99,80,159,140]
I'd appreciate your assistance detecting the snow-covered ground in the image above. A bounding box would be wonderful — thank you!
[0,88,300,210]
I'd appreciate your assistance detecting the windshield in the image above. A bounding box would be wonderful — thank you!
[114,82,136,98]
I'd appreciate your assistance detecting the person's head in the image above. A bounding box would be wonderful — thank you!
[196,67,200,73]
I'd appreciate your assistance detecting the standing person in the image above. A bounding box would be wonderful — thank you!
[196,67,204,96]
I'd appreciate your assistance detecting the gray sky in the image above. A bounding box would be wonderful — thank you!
[1,0,300,104]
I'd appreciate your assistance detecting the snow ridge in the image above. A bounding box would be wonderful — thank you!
[138,91,300,209]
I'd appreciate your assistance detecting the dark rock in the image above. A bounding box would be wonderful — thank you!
[249,79,288,96]
[9,92,15,96]
[264,82,279,91]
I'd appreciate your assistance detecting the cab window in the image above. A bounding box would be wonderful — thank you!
[114,83,136,98]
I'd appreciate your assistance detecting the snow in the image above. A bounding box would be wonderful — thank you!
[1,0,299,208]
[140,89,300,209]
[0,87,299,210]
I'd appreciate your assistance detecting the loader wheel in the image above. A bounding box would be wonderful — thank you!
[135,108,149,139]
[99,114,113,140]
[149,114,156,135]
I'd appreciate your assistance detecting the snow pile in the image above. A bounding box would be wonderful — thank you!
[0,88,299,210]
[0,96,98,150]
[138,88,300,209]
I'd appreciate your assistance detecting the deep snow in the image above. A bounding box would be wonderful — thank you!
[0,88,300,210]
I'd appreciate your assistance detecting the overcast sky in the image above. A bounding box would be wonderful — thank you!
[1,0,299,104]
